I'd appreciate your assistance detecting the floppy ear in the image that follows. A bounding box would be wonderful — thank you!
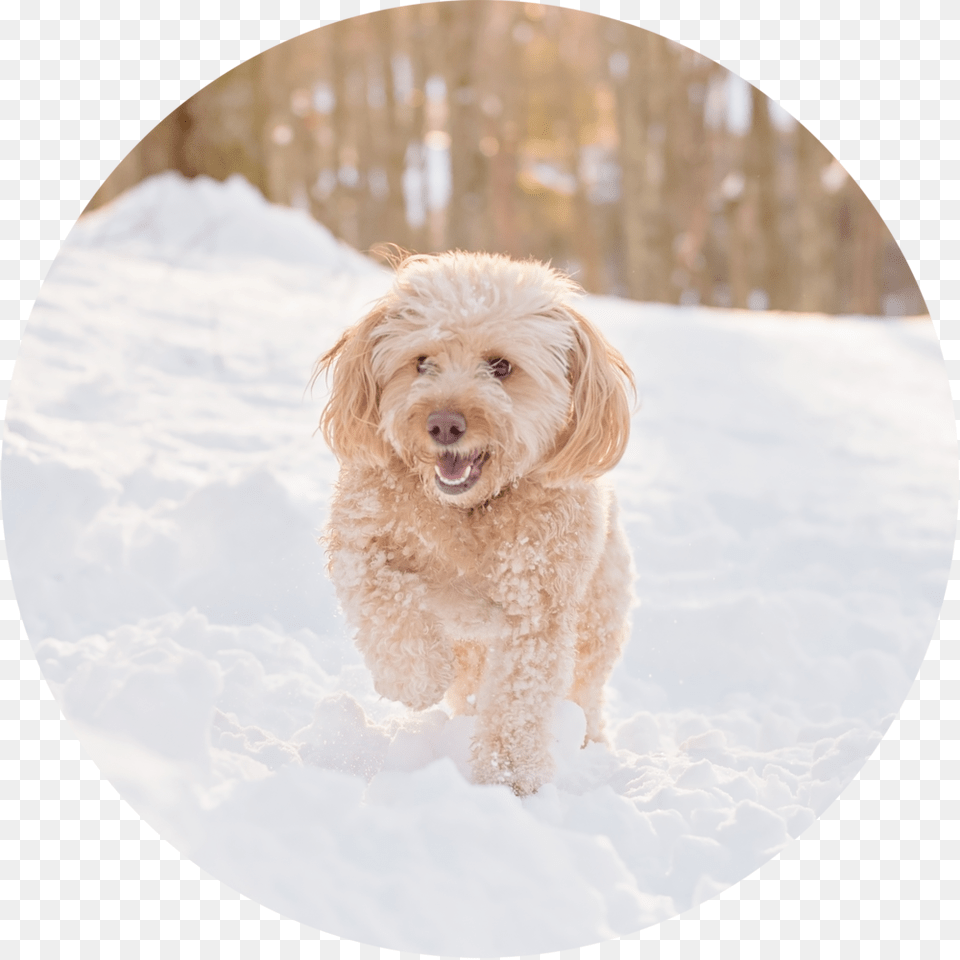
[539,307,636,485]
[312,303,392,465]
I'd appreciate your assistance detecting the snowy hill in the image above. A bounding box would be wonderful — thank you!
[3,173,955,955]
[71,171,380,276]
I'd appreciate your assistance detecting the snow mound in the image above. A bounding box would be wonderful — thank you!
[72,171,381,276]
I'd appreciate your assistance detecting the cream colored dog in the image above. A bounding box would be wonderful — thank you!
[316,251,635,796]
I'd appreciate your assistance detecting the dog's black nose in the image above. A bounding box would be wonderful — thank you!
[427,410,467,445]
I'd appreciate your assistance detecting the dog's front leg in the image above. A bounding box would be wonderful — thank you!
[470,604,577,797]
[330,546,455,711]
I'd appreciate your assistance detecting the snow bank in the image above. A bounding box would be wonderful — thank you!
[4,173,955,955]
[71,171,380,276]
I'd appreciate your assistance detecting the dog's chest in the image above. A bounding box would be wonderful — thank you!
[334,467,606,594]
[402,500,502,579]
[391,482,599,585]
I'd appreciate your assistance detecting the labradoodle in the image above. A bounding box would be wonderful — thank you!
[316,251,635,796]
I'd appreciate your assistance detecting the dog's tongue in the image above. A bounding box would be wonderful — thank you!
[437,452,473,481]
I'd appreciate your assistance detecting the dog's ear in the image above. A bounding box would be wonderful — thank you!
[313,303,391,465]
[539,308,635,484]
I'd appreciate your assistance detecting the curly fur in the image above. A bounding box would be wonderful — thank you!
[317,251,636,796]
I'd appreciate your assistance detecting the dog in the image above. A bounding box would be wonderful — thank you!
[316,251,635,796]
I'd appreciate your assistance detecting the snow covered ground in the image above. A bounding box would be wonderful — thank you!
[3,173,956,956]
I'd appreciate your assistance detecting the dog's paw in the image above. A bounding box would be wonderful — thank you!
[424,593,507,641]
[373,672,450,712]
[471,746,552,797]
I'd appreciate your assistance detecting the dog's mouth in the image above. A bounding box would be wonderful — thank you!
[434,450,488,495]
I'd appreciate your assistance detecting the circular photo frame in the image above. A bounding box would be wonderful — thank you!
[6,4,955,955]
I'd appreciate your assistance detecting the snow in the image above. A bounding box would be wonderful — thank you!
[3,172,955,955]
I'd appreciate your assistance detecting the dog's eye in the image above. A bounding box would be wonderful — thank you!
[487,358,512,379]
[416,356,429,374]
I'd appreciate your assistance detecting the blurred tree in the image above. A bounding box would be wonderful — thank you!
[745,86,789,310]
[373,11,413,245]
[84,2,926,318]
[796,126,840,313]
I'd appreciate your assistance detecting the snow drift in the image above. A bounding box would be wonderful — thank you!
[4,172,955,955]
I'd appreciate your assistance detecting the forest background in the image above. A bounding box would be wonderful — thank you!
[86,1,926,317]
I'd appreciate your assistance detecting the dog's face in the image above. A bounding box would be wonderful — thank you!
[318,253,634,507]
[373,261,578,506]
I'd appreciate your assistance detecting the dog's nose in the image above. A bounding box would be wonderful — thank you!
[427,410,467,445]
